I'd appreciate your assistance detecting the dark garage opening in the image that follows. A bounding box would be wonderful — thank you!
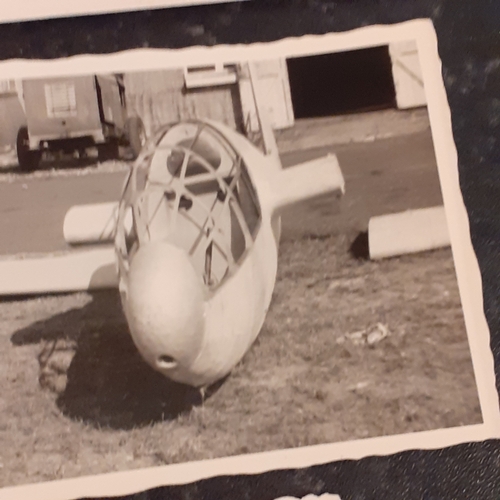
[286,45,397,119]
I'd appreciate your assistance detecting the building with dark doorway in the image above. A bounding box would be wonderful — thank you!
[0,41,426,151]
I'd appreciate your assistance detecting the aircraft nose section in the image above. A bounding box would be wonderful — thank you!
[124,241,205,375]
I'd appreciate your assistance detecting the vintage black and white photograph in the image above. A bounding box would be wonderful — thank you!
[0,21,496,498]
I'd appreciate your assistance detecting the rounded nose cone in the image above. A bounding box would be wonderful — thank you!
[125,242,205,373]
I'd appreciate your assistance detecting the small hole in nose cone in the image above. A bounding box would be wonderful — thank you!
[157,355,178,369]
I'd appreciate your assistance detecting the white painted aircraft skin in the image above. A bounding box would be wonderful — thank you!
[0,118,344,388]
[112,119,344,387]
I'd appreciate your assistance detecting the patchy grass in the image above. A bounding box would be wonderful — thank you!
[0,231,481,488]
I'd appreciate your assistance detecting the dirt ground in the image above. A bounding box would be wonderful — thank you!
[0,129,482,488]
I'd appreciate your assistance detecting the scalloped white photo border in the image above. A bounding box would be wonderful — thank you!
[0,0,243,24]
[1,18,499,500]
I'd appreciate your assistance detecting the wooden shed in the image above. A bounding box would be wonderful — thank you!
[123,60,296,137]
[123,45,425,140]
[0,43,426,152]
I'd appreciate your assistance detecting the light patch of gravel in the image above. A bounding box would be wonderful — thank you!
[0,153,131,184]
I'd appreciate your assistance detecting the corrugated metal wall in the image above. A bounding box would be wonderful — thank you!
[123,69,243,136]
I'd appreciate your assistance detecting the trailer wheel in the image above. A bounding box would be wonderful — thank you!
[126,116,146,159]
[97,141,120,163]
[16,127,41,172]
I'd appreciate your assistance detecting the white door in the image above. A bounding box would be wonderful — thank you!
[239,59,295,132]
[389,41,427,109]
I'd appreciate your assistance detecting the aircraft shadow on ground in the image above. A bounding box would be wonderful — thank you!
[10,290,222,430]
